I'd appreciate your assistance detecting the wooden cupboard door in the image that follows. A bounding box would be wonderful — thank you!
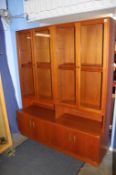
[73,132,100,162]
[17,31,35,97]
[28,117,39,141]
[35,120,54,145]
[53,125,73,152]
[17,113,32,138]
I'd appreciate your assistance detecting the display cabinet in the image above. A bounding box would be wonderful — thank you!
[16,17,115,166]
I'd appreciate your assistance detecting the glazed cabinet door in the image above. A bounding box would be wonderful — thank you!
[76,20,104,111]
[56,25,76,105]
[33,29,53,103]
[17,30,35,100]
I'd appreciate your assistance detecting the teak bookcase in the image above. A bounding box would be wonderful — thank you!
[16,17,115,166]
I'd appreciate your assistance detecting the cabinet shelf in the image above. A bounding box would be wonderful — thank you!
[37,62,51,69]
[18,105,102,136]
[61,100,76,105]
[21,105,55,122]
[58,63,76,70]
[80,102,101,110]
[18,105,102,135]
[81,64,103,72]
[56,114,102,136]
[21,62,32,68]
[39,95,53,101]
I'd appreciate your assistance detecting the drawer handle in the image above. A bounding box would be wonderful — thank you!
[29,120,32,128]
[32,122,35,128]
[73,136,76,143]
[69,134,72,142]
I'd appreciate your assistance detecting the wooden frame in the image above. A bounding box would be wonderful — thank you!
[0,74,12,153]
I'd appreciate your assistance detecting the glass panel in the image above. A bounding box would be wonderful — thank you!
[19,32,35,96]
[21,66,35,96]
[35,30,51,63]
[80,71,102,109]
[56,27,75,65]
[37,68,52,100]
[58,70,76,104]
[81,24,103,66]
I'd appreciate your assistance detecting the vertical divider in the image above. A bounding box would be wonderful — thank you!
[101,18,115,130]
[75,23,81,109]
[16,32,24,98]
[101,19,109,116]
[50,26,59,105]
[31,29,39,100]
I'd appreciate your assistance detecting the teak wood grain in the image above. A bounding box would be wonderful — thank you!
[16,17,115,166]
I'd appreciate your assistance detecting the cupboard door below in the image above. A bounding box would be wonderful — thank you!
[73,132,100,162]
[36,120,54,145]
[17,113,32,138]
[53,125,74,152]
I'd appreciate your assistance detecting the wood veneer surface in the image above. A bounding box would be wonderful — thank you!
[20,105,55,122]
[19,105,102,136]
[56,114,102,136]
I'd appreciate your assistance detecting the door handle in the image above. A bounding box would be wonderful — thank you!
[32,121,35,128]
[73,135,76,143]
[29,120,32,128]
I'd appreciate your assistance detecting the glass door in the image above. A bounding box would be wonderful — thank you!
[79,23,104,110]
[17,30,35,98]
[34,29,53,101]
[56,26,76,105]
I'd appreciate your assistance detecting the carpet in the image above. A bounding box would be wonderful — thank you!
[0,140,84,175]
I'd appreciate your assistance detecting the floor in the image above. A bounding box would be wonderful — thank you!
[78,151,113,175]
[7,134,115,175]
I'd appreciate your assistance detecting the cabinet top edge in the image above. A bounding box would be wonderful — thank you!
[16,17,114,33]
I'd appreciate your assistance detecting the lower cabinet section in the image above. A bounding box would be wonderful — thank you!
[17,112,54,145]
[17,111,102,166]
[53,125,100,164]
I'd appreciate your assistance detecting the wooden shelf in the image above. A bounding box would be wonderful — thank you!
[58,63,76,70]
[21,62,32,68]
[81,64,103,72]
[21,105,55,122]
[80,102,101,110]
[37,62,51,69]
[56,114,102,136]
[61,100,76,105]
[38,96,53,103]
